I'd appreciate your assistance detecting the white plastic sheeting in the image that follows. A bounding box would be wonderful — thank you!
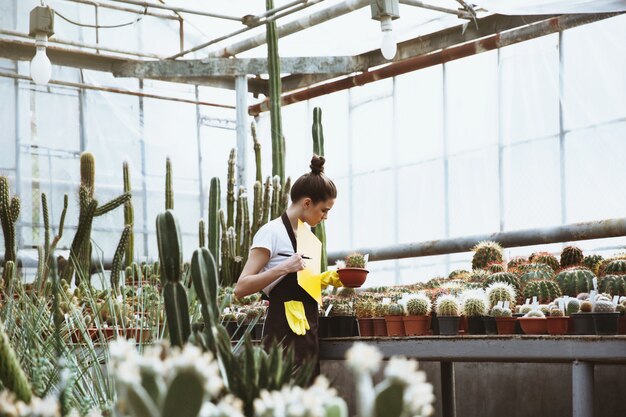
[477,0,626,14]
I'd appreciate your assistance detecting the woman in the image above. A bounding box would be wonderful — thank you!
[234,155,337,374]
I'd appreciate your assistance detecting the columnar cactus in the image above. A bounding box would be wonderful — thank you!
[436,295,460,316]
[261,176,272,225]
[110,225,131,292]
[0,176,20,267]
[522,280,562,304]
[406,295,431,316]
[227,149,236,228]
[593,299,616,313]
[198,219,205,248]
[252,180,263,236]
[165,157,173,210]
[266,0,285,182]
[560,246,583,268]
[251,121,263,184]
[599,275,626,297]
[207,177,220,270]
[471,241,504,270]
[39,193,68,288]
[123,160,134,267]
[156,209,190,347]
[280,176,291,216]
[555,268,596,297]
[0,319,32,403]
[312,107,328,272]
[270,175,282,220]
[529,252,560,272]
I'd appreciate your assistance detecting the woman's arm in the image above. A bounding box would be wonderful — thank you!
[234,249,306,299]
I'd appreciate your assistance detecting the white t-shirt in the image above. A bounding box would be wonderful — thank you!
[250,217,296,295]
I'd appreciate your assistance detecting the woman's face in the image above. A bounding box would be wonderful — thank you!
[303,198,335,227]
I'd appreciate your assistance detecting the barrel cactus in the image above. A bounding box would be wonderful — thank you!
[593,299,616,313]
[462,297,487,317]
[483,272,521,293]
[604,259,626,276]
[345,252,366,269]
[583,254,604,273]
[599,275,626,297]
[472,241,504,270]
[529,252,560,273]
[555,267,595,297]
[468,269,490,284]
[518,305,533,314]
[487,262,505,273]
[550,308,565,317]
[522,280,562,304]
[406,295,431,316]
[580,300,593,312]
[436,295,460,316]
[486,282,516,308]
[507,256,527,271]
[524,309,545,318]
[490,305,504,317]
[518,263,554,283]
[566,298,580,315]
[560,246,583,268]
[448,269,471,280]
[386,303,405,316]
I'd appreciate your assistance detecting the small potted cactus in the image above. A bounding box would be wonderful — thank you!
[546,307,569,335]
[518,309,547,335]
[571,299,595,335]
[403,295,431,336]
[462,296,488,335]
[435,295,460,335]
[491,306,517,335]
[328,299,357,338]
[337,252,369,288]
[372,302,388,337]
[355,299,375,337]
[592,298,619,335]
[384,302,406,337]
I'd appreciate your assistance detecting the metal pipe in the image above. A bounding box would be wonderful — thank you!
[257,0,310,19]
[327,217,626,263]
[168,0,324,59]
[0,29,164,58]
[0,71,235,109]
[399,0,471,18]
[208,0,367,58]
[107,0,242,21]
[249,12,621,115]
[572,361,594,417]
[64,0,178,20]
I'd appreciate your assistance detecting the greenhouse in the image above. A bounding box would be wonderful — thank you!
[0,0,625,416]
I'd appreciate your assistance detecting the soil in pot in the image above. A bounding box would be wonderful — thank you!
[384,316,405,337]
[403,315,429,336]
[337,268,369,288]
[357,318,374,337]
[593,312,620,335]
[466,316,486,335]
[329,316,357,337]
[372,317,387,336]
[438,316,460,335]
[483,316,498,335]
[571,313,595,335]
[518,317,547,335]
[495,317,517,335]
[546,316,569,335]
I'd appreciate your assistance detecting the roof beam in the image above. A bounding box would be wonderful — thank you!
[112,56,366,78]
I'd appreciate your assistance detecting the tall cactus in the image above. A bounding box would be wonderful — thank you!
[227,149,236,228]
[219,209,231,286]
[0,317,32,403]
[198,219,205,248]
[110,225,131,292]
[266,0,285,182]
[0,176,20,266]
[252,180,263,236]
[270,176,281,220]
[207,177,220,270]
[123,160,134,267]
[165,157,174,210]
[311,107,328,272]
[262,176,271,225]
[63,153,131,286]
[241,193,251,264]
[157,210,190,347]
[251,121,263,184]
[280,176,291,215]
[40,193,68,289]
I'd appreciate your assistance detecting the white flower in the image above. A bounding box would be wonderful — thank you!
[346,342,382,374]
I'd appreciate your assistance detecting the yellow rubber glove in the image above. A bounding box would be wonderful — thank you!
[320,270,343,289]
[284,301,310,336]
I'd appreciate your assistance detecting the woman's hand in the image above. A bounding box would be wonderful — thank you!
[280,253,307,274]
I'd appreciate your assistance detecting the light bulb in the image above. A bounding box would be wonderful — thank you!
[379,16,397,60]
[31,34,51,85]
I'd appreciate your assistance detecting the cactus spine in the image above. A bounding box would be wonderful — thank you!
[604,259,626,275]
[266,0,285,182]
[156,210,190,347]
[529,252,560,272]
[406,296,431,316]
[311,107,329,272]
[593,299,615,313]
[165,157,173,210]
[463,297,487,316]
[123,160,134,267]
[0,318,32,403]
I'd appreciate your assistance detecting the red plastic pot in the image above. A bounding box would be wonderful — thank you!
[372,317,387,336]
[546,316,569,335]
[518,317,547,335]
[384,316,405,336]
[403,315,429,336]
[495,317,517,335]
[357,318,375,337]
[337,268,369,288]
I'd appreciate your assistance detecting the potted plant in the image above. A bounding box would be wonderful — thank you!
[571,299,595,335]
[337,252,369,288]
[491,306,517,335]
[328,299,356,337]
[592,298,619,335]
[403,294,431,336]
[384,302,406,337]
[485,282,516,334]
[546,307,568,335]
[372,303,388,336]
[435,295,460,335]
[565,298,580,333]
[355,299,375,337]
[462,295,487,335]
[518,309,547,334]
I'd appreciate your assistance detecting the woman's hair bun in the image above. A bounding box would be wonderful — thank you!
[310,155,325,174]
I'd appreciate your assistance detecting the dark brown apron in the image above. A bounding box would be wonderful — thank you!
[262,212,320,377]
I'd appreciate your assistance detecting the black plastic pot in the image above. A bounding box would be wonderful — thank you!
[328,316,357,337]
[593,312,619,335]
[512,313,525,334]
[572,313,595,335]
[466,316,486,334]
[431,312,439,335]
[482,316,498,335]
[224,321,246,340]
[318,316,330,338]
[437,316,460,335]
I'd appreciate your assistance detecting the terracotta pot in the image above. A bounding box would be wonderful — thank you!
[384,316,405,336]
[126,328,153,343]
[403,315,429,336]
[518,317,547,335]
[372,317,387,336]
[357,318,375,337]
[337,268,369,288]
[546,316,569,335]
[495,317,517,335]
